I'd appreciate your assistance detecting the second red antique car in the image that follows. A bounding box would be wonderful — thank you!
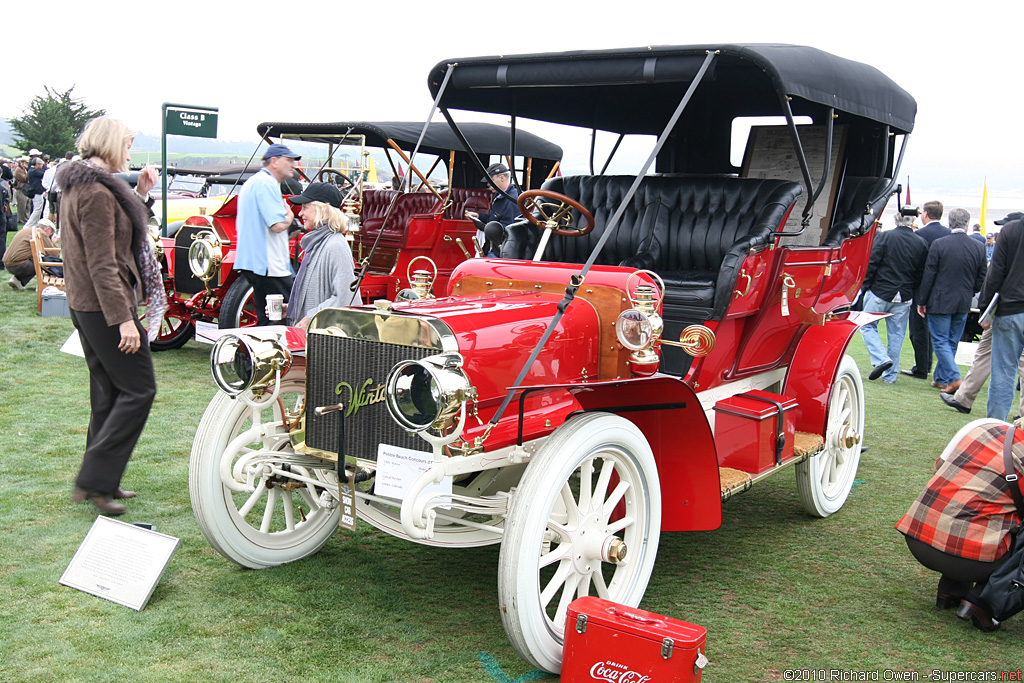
[188,45,915,673]
[146,121,561,349]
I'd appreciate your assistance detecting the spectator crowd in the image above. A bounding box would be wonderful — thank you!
[859,199,1024,422]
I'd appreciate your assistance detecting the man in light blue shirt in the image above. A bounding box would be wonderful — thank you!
[235,143,301,325]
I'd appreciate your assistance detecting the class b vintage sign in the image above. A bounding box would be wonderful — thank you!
[164,106,218,139]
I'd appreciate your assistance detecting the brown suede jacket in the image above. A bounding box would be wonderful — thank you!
[56,161,149,326]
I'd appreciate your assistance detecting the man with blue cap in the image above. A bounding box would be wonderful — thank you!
[234,143,302,325]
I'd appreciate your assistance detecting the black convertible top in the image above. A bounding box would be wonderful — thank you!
[256,121,562,162]
[428,44,916,135]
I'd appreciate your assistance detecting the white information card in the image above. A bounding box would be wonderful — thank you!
[60,516,180,611]
[375,444,452,505]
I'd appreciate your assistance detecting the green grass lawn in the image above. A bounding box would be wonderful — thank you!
[0,270,1019,682]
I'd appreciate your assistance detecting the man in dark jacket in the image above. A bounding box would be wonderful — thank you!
[860,208,930,382]
[465,162,520,257]
[904,200,950,379]
[916,208,987,392]
[979,213,1024,420]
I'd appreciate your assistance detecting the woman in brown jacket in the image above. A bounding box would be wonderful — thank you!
[56,117,165,515]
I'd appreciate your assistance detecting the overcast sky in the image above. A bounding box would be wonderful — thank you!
[7,0,1022,206]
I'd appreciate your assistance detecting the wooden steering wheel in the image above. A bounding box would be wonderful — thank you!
[517,190,595,237]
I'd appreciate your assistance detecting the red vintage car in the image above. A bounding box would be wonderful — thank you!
[188,45,915,674]
[145,121,561,349]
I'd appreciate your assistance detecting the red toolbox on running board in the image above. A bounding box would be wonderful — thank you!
[562,597,709,682]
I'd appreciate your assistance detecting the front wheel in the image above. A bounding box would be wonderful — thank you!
[138,301,194,351]
[796,354,864,517]
[498,412,661,674]
[219,276,257,329]
[189,363,341,568]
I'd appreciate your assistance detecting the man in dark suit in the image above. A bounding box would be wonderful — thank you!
[904,200,950,379]
[860,208,929,382]
[916,208,987,392]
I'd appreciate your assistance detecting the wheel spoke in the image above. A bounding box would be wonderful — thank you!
[592,567,610,599]
[578,456,595,513]
[282,491,295,531]
[605,516,634,534]
[540,560,573,608]
[576,572,592,599]
[559,481,581,527]
[238,480,268,518]
[539,540,572,569]
[554,571,581,629]
[600,480,630,518]
[593,458,614,508]
[260,487,280,533]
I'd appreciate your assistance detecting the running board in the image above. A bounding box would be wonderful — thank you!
[720,431,825,502]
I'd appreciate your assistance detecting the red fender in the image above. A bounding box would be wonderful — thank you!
[570,375,722,532]
[783,311,882,435]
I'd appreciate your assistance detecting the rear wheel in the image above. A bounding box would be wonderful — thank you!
[796,355,864,517]
[219,277,257,329]
[498,412,661,673]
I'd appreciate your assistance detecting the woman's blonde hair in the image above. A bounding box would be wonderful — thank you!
[78,117,135,173]
[309,201,349,233]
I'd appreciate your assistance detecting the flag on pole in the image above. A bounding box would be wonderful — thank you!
[905,176,911,206]
[979,177,988,236]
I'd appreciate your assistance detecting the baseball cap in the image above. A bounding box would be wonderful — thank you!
[262,143,301,161]
[287,182,343,208]
[994,211,1024,226]
[485,162,509,177]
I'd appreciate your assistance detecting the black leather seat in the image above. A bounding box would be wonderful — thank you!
[822,176,891,247]
[531,175,802,321]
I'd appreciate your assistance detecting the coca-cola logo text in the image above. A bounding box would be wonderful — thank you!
[590,661,651,683]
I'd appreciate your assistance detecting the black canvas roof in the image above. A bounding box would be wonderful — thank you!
[428,44,916,135]
[255,121,562,162]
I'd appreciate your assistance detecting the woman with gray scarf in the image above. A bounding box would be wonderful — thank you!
[285,182,362,328]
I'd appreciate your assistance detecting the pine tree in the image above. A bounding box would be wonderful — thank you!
[10,86,105,157]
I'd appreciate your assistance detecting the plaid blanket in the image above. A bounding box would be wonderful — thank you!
[896,422,1024,561]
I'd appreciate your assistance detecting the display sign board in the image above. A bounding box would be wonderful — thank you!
[60,516,180,611]
[742,124,847,247]
[164,106,218,139]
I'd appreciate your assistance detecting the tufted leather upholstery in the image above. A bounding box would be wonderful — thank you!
[822,176,891,247]
[443,187,494,220]
[359,191,440,246]
[528,175,802,321]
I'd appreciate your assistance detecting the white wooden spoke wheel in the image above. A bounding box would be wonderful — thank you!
[498,412,661,673]
[189,365,341,568]
[796,354,864,517]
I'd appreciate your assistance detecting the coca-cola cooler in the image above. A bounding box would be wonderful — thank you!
[563,597,709,682]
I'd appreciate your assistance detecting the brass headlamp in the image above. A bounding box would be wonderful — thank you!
[210,333,292,396]
[188,229,225,283]
[385,353,473,433]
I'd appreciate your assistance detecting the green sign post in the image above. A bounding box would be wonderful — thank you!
[160,103,219,231]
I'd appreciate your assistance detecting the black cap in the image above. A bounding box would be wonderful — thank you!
[287,182,343,208]
[994,211,1024,226]
[484,162,509,179]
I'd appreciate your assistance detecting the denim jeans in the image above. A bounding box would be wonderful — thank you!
[860,290,911,382]
[928,312,968,386]
[986,311,1024,421]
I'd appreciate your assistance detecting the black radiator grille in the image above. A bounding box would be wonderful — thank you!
[306,333,434,460]
[173,225,208,295]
